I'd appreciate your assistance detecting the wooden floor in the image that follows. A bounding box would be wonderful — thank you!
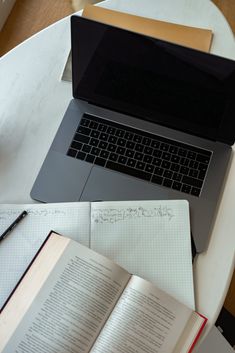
[0,0,234,317]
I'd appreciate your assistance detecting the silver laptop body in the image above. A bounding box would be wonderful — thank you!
[31,16,235,253]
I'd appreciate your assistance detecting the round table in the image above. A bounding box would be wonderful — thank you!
[0,0,235,342]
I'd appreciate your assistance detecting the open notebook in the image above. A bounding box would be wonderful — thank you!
[0,200,194,309]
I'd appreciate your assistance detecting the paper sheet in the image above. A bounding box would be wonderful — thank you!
[0,202,90,308]
[90,200,195,309]
[0,200,194,310]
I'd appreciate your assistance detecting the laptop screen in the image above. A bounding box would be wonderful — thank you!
[71,16,235,145]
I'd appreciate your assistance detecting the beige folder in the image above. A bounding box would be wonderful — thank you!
[82,5,213,52]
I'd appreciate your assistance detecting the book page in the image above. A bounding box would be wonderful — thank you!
[91,275,193,353]
[90,200,194,309]
[0,234,131,353]
[0,202,90,308]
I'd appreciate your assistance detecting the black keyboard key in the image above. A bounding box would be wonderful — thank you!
[74,133,89,144]
[153,149,162,158]
[163,170,173,179]
[173,173,182,182]
[143,155,153,164]
[100,150,109,159]
[82,144,91,153]
[67,148,77,157]
[189,169,198,178]
[182,176,203,188]
[152,158,161,167]
[107,144,117,152]
[134,152,144,161]
[125,149,135,158]
[198,170,206,180]
[126,141,135,149]
[191,187,201,196]
[144,146,153,155]
[133,135,142,143]
[135,144,144,152]
[189,160,199,169]
[170,163,180,172]
[90,130,100,138]
[100,133,108,141]
[89,121,98,129]
[151,140,160,149]
[162,161,170,169]
[71,141,82,150]
[187,151,196,159]
[124,132,133,140]
[77,126,91,135]
[151,175,163,185]
[160,143,169,151]
[117,138,126,146]
[76,151,86,160]
[127,158,136,167]
[90,138,99,147]
[162,152,171,161]
[95,157,106,167]
[91,147,100,156]
[180,166,189,175]
[108,136,117,144]
[106,161,151,181]
[109,153,118,162]
[169,146,178,154]
[180,157,190,166]
[163,178,173,187]
[142,137,151,146]
[118,156,127,165]
[171,155,180,163]
[85,154,95,163]
[178,148,187,156]
[116,147,125,155]
[154,167,164,176]
[198,163,208,172]
[145,164,154,173]
[115,129,125,137]
[80,119,90,127]
[136,161,145,170]
[182,184,191,194]
[107,126,116,134]
[172,181,182,191]
[98,124,107,132]
[196,154,210,164]
[98,141,108,149]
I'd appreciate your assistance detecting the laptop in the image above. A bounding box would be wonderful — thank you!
[31,15,235,253]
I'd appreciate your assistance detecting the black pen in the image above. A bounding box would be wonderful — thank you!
[0,210,28,242]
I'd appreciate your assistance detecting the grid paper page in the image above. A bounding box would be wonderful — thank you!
[0,202,90,308]
[90,200,195,309]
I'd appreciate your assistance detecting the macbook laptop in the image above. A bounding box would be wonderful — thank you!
[31,15,235,253]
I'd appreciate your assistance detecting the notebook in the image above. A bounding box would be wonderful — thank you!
[0,200,194,309]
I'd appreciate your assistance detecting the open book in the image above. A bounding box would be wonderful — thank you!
[0,232,206,353]
[0,200,194,310]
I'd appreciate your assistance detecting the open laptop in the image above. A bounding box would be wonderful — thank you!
[31,15,235,253]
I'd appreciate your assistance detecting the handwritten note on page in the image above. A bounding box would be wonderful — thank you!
[90,200,195,309]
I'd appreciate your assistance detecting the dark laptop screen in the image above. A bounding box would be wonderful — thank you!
[71,16,235,145]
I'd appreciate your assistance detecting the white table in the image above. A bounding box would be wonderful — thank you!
[0,0,234,341]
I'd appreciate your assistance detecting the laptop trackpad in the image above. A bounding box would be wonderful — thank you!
[80,165,168,201]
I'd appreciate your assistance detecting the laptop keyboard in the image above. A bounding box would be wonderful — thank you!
[67,113,212,197]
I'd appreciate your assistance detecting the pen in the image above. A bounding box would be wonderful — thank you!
[0,210,28,242]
